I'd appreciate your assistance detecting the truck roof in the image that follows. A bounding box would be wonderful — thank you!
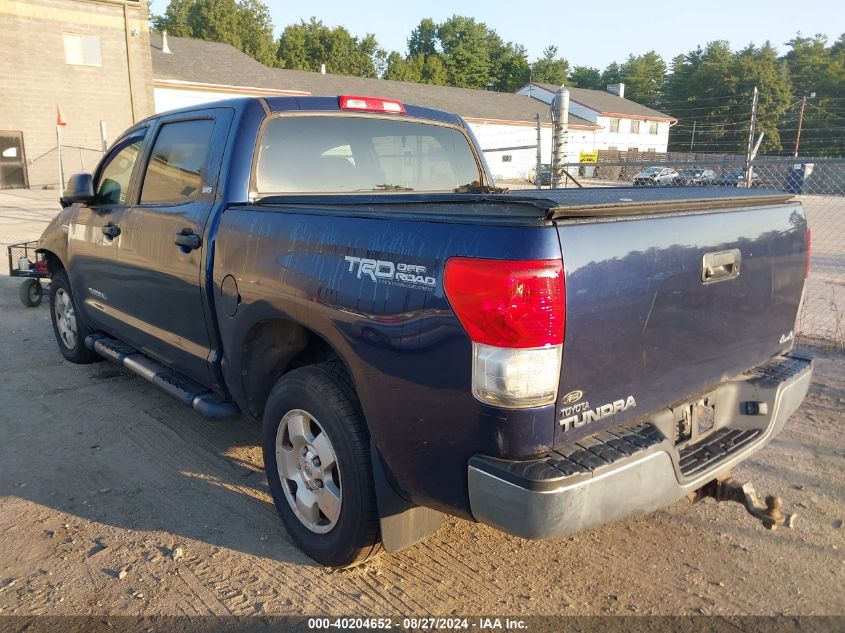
[131,95,464,132]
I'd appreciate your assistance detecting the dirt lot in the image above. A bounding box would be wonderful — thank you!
[0,190,843,618]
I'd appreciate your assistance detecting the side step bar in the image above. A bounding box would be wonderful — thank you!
[85,334,239,420]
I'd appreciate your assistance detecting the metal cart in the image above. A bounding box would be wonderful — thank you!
[7,240,50,307]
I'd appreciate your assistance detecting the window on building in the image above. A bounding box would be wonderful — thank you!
[63,34,102,67]
[140,119,215,204]
[502,155,512,162]
[648,121,659,135]
[630,120,640,134]
[608,118,620,133]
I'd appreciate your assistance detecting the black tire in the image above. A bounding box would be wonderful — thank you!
[262,362,382,567]
[49,270,97,364]
[19,279,42,307]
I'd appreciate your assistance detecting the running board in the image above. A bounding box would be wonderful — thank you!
[84,334,239,420]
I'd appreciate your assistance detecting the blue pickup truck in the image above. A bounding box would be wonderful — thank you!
[37,96,812,567]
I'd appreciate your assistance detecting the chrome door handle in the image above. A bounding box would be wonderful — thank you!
[702,249,741,284]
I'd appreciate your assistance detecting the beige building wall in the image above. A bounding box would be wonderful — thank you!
[0,0,154,189]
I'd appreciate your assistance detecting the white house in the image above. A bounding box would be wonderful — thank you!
[149,33,602,183]
[516,82,676,153]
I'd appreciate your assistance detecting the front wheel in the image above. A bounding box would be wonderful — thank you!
[262,362,382,567]
[49,270,97,364]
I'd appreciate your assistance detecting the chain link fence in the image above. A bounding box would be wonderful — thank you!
[483,147,845,348]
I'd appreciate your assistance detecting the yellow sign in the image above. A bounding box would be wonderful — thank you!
[579,151,598,164]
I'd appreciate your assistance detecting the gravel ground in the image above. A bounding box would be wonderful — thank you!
[0,190,843,618]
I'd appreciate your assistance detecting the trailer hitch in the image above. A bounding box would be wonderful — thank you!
[689,474,797,530]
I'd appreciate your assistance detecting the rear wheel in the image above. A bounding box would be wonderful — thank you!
[49,270,96,364]
[262,362,382,567]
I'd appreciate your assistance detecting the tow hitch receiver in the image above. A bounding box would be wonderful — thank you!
[689,474,797,530]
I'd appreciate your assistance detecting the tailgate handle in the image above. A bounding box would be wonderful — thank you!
[702,249,741,284]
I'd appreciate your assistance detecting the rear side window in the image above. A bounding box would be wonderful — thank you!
[255,116,482,194]
[140,119,215,204]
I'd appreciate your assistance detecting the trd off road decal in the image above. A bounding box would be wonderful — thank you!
[344,256,436,291]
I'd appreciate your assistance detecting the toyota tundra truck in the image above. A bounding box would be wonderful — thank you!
[36,95,813,567]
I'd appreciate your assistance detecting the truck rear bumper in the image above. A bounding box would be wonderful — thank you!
[467,353,813,540]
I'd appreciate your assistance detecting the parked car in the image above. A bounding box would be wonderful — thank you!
[717,169,763,188]
[529,163,551,186]
[38,96,812,568]
[633,166,678,186]
[671,168,717,186]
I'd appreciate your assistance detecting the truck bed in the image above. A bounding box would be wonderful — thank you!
[255,187,793,223]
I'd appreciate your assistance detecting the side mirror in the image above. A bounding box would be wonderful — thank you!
[60,173,95,207]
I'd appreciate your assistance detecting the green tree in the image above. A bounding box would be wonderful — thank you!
[782,33,845,156]
[151,0,277,67]
[151,0,192,36]
[408,18,438,58]
[237,0,276,66]
[530,46,568,86]
[436,15,493,88]
[620,51,667,108]
[277,18,381,78]
[601,62,622,85]
[488,39,530,92]
[733,42,792,152]
[568,66,603,89]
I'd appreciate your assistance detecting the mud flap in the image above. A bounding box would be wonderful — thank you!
[370,441,443,552]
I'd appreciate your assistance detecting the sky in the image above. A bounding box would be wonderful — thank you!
[148,0,845,69]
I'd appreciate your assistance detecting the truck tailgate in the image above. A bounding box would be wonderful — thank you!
[555,201,808,447]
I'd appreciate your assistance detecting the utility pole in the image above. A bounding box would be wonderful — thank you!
[689,121,696,152]
[745,86,759,187]
[794,95,807,158]
[551,85,569,189]
[535,113,542,190]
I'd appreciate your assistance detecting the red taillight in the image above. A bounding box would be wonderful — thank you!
[805,227,811,279]
[338,95,406,115]
[444,258,565,348]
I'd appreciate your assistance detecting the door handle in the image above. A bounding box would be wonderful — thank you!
[174,231,201,250]
[702,249,741,284]
[102,223,121,238]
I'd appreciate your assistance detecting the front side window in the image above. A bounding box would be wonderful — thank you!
[255,116,482,194]
[140,119,215,204]
[96,138,143,205]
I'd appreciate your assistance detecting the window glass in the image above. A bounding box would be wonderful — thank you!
[630,120,640,134]
[96,139,142,205]
[608,118,620,133]
[63,34,102,66]
[255,116,482,194]
[648,121,659,135]
[140,119,214,204]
